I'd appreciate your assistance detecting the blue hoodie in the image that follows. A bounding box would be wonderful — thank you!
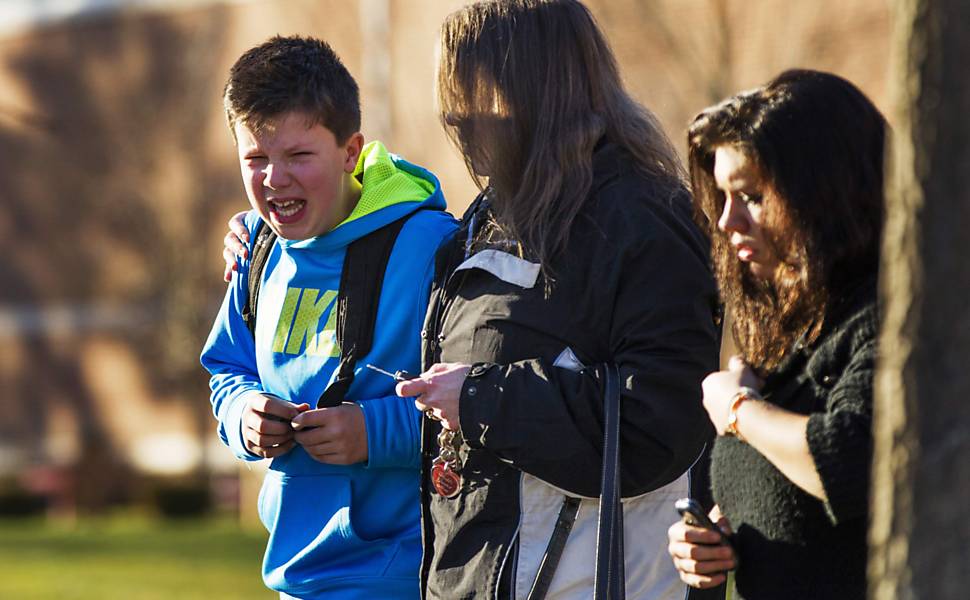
[201,142,457,599]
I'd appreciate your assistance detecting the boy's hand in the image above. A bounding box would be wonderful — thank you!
[291,403,368,465]
[242,393,309,458]
[223,210,251,282]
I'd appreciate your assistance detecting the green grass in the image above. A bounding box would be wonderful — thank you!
[0,514,273,599]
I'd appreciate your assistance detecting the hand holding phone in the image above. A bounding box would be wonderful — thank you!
[675,498,730,544]
[669,498,738,591]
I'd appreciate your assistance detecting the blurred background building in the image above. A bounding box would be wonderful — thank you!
[0,0,890,517]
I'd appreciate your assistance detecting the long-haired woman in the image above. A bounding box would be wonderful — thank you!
[395,1,720,598]
[666,69,886,600]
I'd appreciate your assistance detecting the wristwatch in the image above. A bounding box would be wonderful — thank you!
[725,386,761,442]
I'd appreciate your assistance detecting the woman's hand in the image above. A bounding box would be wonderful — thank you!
[396,363,471,431]
[702,355,763,435]
[703,357,828,499]
[667,505,737,589]
[223,210,251,282]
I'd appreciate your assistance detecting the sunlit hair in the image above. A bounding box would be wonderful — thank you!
[437,0,683,273]
[223,35,360,143]
[688,69,886,371]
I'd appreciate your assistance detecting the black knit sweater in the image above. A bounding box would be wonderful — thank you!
[711,280,878,600]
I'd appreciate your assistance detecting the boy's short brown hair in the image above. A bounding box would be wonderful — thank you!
[224,35,360,142]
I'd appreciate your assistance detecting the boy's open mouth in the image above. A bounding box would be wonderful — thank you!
[268,198,306,223]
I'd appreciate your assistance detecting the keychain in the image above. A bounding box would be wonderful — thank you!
[431,427,463,498]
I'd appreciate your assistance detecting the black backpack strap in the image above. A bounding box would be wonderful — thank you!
[242,220,278,338]
[315,214,412,408]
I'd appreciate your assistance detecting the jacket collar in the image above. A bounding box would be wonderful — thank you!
[590,136,628,191]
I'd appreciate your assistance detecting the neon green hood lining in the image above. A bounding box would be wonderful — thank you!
[339,141,437,226]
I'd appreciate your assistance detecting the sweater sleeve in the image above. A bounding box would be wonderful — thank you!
[805,326,877,524]
[358,393,423,469]
[459,198,720,497]
[200,218,264,462]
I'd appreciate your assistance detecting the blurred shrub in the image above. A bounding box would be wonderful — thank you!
[150,480,212,518]
[0,480,47,517]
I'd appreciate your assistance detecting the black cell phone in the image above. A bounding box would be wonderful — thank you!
[675,497,722,536]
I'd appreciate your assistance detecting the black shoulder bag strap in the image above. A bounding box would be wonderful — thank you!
[527,495,581,600]
[527,363,624,600]
[594,363,625,600]
[315,215,411,408]
[243,214,412,408]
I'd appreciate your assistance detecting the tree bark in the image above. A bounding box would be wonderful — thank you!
[870,0,970,598]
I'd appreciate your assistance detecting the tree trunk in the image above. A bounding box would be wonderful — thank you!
[870,0,970,598]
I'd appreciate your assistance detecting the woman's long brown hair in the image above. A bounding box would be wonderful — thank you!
[688,70,886,371]
[437,0,683,276]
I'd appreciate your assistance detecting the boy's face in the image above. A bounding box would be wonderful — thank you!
[234,112,362,240]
